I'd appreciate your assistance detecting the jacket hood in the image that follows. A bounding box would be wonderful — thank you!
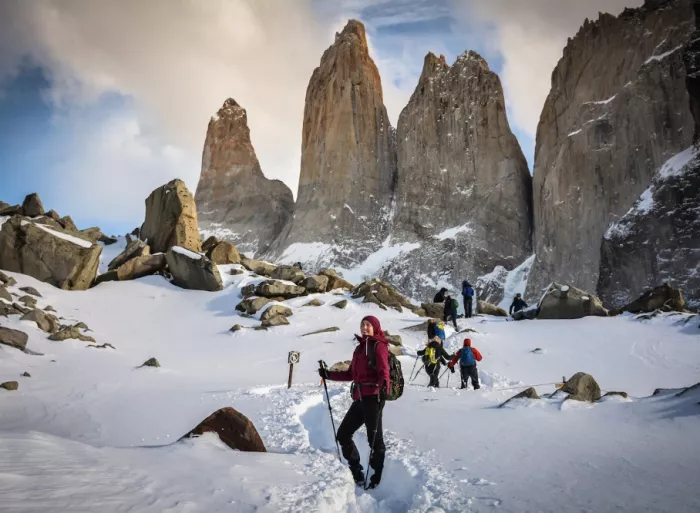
[463,338,472,347]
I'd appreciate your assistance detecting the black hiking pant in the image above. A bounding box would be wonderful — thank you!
[337,396,386,475]
[460,364,480,389]
[444,312,458,330]
[426,363,441,387]
[463,296,473,318]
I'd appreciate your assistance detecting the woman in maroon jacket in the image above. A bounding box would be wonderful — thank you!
[319,315,391,489]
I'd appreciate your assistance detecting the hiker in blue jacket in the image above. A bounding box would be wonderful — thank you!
[462,280,474,318]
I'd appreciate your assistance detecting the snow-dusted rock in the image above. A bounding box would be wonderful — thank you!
[108,239,150,271]
[0,216,101,290]
[270,266,304,284]
[0,326,28,351]
[561,372,602,402]
[21,309,58,334]
[299,275,329,294]
[260,305,293,322]
[182,407,266,453]
[500,387,540,408]
[477,301,508,317]
[209,241,241,265]
[18,286,41,297]
[236,297,273,315]
[141,179,202,254]
[255,280,305,300]
[241,257,277,277]
[116,254,167,281]
[614,284,686,314]
[166,247,222,292]
[0,270,17,287]
[528,0,697,298]
[138,358,160,368]
[0,381,18,391]
[48,326,95,343]
[0,286,10,302]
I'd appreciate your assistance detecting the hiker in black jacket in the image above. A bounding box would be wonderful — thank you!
[417,339,452,388]
[433,287,447,303]
[509,293,528,315]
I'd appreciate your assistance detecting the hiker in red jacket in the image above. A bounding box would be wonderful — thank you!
[318,315,390,489]
[448,338,483,390]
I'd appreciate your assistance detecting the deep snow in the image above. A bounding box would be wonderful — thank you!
[1,267,699,513]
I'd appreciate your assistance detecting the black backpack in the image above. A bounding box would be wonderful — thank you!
[369,341,404,401]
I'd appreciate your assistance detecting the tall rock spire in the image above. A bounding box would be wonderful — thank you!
[195,98,294,256]
[268,19,397,267]
[384,50,532,300]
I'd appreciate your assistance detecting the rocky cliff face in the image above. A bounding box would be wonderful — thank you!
[267,20,396,268]
[598,4,700,309]
[385,51,532,300]
[195,99,294,256]
[527,0,697,300]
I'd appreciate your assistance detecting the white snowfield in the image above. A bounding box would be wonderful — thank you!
[1,267,699,513]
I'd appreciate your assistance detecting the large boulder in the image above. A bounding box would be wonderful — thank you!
[352,279,419,313]
[183,407,266,452]
[0,270,17,287]
[21,309,59,333]
[261,315,290,328]
[21,193,45,217]
[560,372,601,402]
[240,256,277,276]
[421,303,444,318]
[270,266,305,284]
[140,179,202,254]
[0,326,28,351]
[0,216,101,290]
[618,284,686,314]
[300,275,329,294]
[537,283,607,320]
[116,254,167,281]
[477,301,508,317]
[209,241,241,265]
[166,247,222,292]
[255,280,305,299]
[0,203,20,216]
[108,239,150,271]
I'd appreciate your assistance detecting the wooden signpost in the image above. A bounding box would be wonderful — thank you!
[288,351,300,388]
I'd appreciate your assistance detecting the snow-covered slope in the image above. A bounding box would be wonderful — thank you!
[1,268,699,512]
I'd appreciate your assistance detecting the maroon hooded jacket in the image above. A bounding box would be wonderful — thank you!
[327,316,391,400]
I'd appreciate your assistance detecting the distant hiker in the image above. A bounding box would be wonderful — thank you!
[462,280,474,318]
[427,318,446,344]
[509,293,528,315]
[417,336,451,388]
[443,295,459,330]
[318,315,390,489]
[433,287,448,303]
[448,338,482,390]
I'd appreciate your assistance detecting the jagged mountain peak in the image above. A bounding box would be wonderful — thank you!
[335,19,368,47]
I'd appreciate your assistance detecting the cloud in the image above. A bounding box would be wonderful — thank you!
[0,0,328,208]
[454,0,644,142]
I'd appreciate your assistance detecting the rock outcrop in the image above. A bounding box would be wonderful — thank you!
[166,247,222,292]
[388,51,532,301]
[141,179,202,254]
[614,284,686,314]
[268,19,397,268]
[195,99,294,256]
[21,193,44,217]
[537,283,607,320]
[0,216,101,290]
[528,0,697,300]
[598,7,700,310]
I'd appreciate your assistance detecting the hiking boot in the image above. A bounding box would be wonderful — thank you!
[367,472,382,489]
[350,465,364,485]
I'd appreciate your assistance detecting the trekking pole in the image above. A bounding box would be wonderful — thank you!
[363,401,383,490]
[408,356,419,382]
[318,360,342,462]
[409,364,424,384]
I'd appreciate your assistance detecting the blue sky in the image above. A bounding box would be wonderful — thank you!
[0,0,634,235]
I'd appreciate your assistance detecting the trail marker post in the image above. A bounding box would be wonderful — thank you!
[287,351,300,388]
